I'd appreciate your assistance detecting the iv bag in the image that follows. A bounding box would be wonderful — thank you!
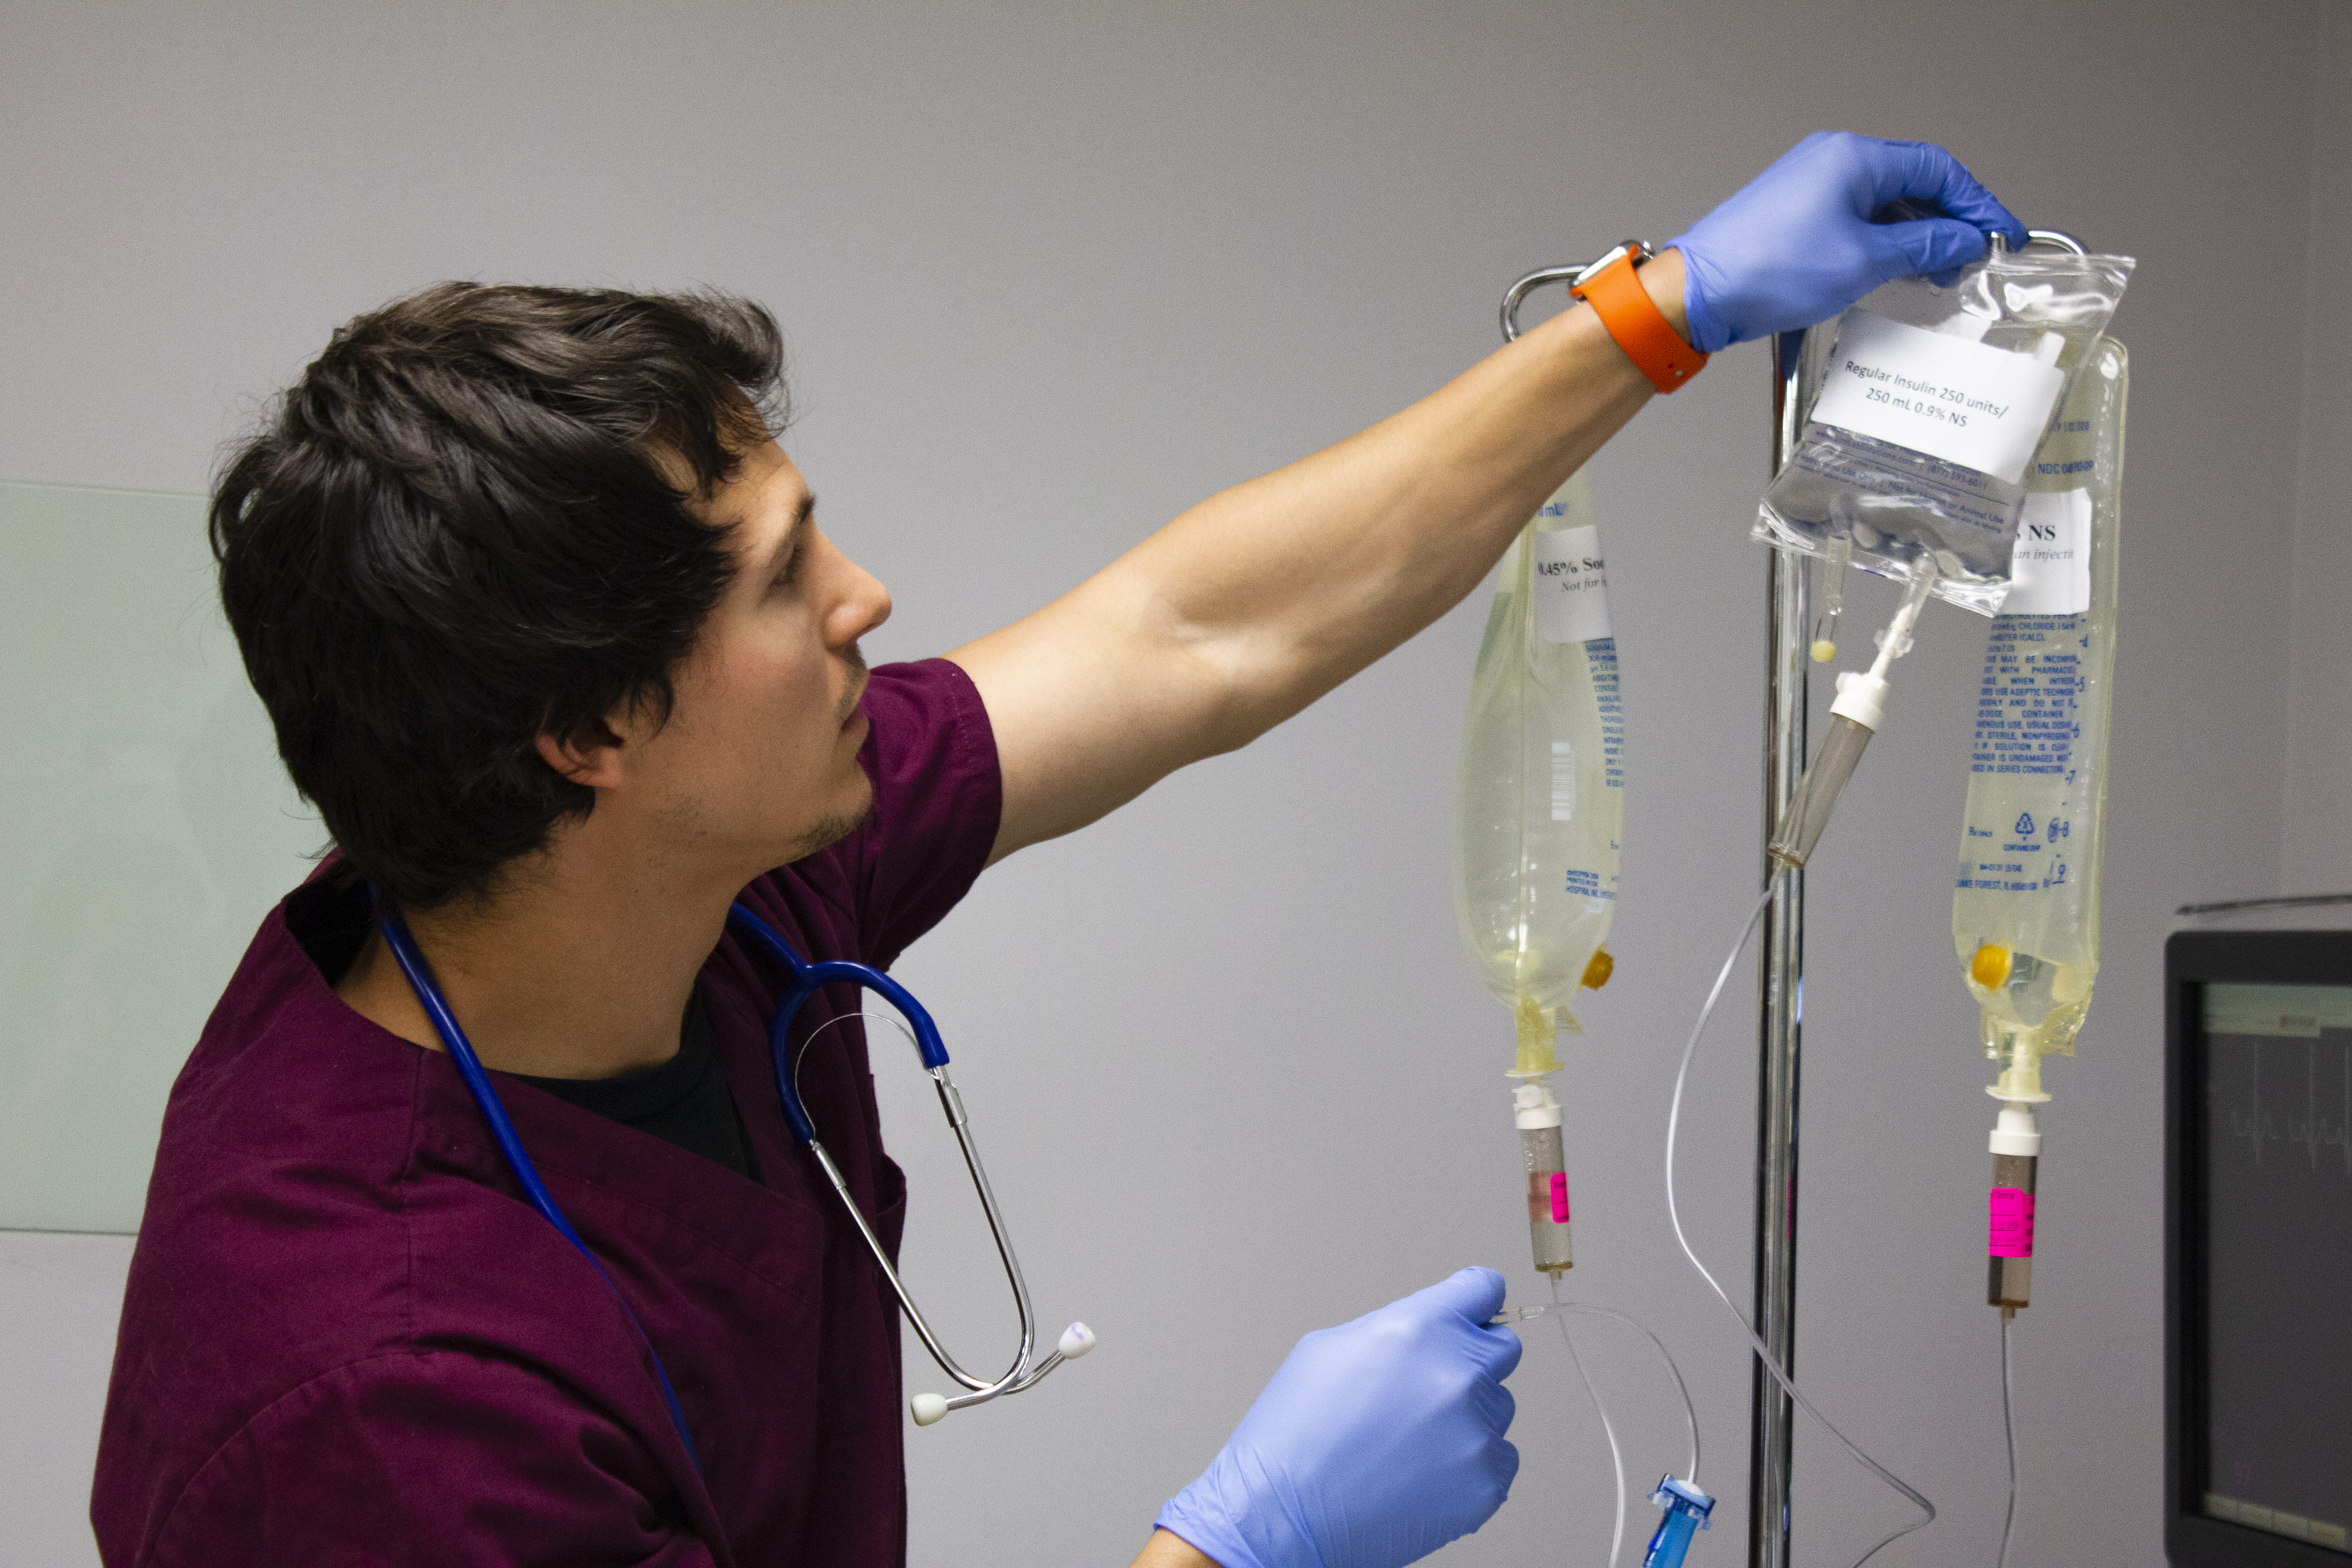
[1455,469,1622,1074]
[1951,339,2126,1074]
[1756,246,2133,616]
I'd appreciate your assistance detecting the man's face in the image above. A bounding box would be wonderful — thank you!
[609,439,892,879]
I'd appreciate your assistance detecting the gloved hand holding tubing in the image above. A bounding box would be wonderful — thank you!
[1155,1268,1522,1568]
[1667,130,2028,353]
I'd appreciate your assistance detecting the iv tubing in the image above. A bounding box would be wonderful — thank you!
[1554,1273,1630,1568]
[1499,1300,1702,1486]
[1998,1316,2019,1568]
[1663,886,1937,1566]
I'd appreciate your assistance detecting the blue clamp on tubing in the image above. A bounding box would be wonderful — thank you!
[1644,1474,1715,1568]
[725,902,948,1148]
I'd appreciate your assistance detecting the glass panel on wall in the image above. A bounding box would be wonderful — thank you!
[0,480,321,1232]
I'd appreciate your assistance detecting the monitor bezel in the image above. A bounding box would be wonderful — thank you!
[2165,929,2352,1567]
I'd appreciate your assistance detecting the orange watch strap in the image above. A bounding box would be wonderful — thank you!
[1569,249,1709,394]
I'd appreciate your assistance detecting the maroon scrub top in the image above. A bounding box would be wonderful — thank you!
[91,659,1001,1568]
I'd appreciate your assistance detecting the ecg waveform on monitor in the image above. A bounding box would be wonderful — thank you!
[2221,1039,2352,1174]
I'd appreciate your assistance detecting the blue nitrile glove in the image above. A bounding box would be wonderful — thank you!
[1155,1267,1522,1568]
[1666,130,2028,353]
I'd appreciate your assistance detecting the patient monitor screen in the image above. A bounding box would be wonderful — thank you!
[2198,981,2352,1554]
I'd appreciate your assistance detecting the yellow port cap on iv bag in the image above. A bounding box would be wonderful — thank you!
[1581,949,1614,990]
[1971,943,2013,990]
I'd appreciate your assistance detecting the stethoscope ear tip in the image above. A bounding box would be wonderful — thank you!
[910,1323,1098,1427]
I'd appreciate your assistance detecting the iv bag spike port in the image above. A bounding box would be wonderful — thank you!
[1511,993,1564,1077]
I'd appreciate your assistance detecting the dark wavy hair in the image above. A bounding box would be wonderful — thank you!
[212,282,787,911]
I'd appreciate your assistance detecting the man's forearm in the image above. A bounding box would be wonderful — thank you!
[1112,249,1687,749]
[956,252,1688,860]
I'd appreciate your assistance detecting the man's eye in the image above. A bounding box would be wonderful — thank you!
[774,541,807,590]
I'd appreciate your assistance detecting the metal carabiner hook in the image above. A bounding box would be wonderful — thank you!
[2023,228,2088,256]
[1499,240,1649,344]
[1989,227,2090,266]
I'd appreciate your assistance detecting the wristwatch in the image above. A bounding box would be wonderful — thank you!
[1567,241,1709,394]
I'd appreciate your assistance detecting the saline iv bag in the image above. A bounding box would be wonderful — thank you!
[1953,338,2126,1315]
[1454,466,1622,1274]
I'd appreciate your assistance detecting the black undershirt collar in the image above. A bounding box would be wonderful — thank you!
[516,991,763,1184]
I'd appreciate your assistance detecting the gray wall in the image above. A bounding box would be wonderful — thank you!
[2285,0,2352,895]
[3,3,2345,1565]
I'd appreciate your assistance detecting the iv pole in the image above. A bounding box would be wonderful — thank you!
[1744,230,2083,1567]
[1749,330,1810,1568]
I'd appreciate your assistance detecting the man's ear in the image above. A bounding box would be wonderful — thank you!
[534,718,628,791]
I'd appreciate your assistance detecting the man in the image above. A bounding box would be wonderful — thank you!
[93,133,2021,1567]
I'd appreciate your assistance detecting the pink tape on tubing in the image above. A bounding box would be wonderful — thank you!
[1988,1186,2035,1258]
[1549,1172,1570,1224]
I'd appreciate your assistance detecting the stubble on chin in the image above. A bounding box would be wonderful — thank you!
[783,791,873,864]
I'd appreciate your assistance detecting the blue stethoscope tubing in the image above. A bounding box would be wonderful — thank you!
[375,895,1076,1459]
[375,908,700,1468]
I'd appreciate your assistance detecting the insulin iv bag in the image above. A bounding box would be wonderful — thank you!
[1757,246,2133,616]
[1951,339,2127,1057]
[1454,468,1622,1068]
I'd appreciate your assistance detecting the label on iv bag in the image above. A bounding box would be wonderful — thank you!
[1532,524,1612,643]
[1808,312,2065,486]
[1999,489,2092,616]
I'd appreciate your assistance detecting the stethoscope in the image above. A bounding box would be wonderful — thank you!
[375,895,1091,1466]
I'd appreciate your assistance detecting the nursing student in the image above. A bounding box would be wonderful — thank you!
[93,133,2022,1567]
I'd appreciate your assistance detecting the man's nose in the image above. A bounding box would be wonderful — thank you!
[826,546,891,648]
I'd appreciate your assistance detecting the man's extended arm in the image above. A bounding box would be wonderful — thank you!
[951,131,2024,866]
[953,255,1674,865]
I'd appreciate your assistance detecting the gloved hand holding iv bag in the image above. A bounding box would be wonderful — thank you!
[1667,130,2027,353]
[1155,1268,1522,1568]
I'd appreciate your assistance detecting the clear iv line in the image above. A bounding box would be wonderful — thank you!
[1495,1289,1702,1565]
[1551,1273,1630,1568]
[1663,887,1938,1567]
[1998,1315,2019,1568]
[1497,1301,1702,1487]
